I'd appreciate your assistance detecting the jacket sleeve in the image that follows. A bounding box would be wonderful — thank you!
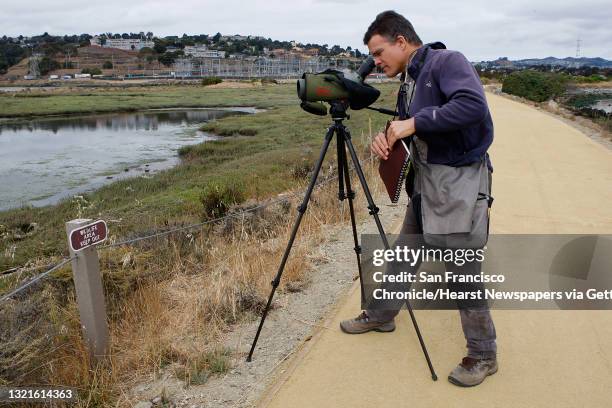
[413,51,488,133]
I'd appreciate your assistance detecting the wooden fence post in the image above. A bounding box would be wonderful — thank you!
[65,219,109,361]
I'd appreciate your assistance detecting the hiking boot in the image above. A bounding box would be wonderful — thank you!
[448,356,498,387]
[339,311,395,334]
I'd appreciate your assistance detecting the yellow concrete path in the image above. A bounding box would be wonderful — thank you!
[258,93,612,408]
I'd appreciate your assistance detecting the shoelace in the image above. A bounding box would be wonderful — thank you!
[356,311,370,322]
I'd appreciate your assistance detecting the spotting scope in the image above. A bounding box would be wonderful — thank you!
[297,56,381,115]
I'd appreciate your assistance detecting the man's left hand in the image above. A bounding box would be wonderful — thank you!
[386,118,416,149]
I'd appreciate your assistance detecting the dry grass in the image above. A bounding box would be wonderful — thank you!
[0,135,386,406]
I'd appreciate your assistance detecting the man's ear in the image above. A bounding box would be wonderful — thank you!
[395,35,408,50]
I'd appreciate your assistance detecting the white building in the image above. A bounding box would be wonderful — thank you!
[184,45,226,59]
[91,35,154,51]
[220,34,248,42]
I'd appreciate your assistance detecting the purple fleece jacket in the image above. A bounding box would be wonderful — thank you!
[406,46,494,170]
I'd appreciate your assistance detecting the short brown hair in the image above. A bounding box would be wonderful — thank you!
[363,10,422,46]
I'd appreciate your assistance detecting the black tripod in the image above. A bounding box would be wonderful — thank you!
[246,101,438,381]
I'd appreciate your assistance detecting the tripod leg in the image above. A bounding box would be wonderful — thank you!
[337,134,366,304]
[336,131,346,201]
[247,125,336,362]
[341,126,438,381]
[340,126,389,247]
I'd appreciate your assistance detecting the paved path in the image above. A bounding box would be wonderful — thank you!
[257,93,612,407]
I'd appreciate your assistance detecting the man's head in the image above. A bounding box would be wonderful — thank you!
[363,11,422,77]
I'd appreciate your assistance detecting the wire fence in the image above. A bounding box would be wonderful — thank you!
[0,172,342,304]
[1,261,63,276]
[101,173,339,250]
[0,257,75,304]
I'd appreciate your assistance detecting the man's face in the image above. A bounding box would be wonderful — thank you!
[367,34,409,78]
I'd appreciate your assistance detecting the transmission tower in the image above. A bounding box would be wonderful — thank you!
[575,38,581,58]
[174,58,193,78]
[28,53,41,78]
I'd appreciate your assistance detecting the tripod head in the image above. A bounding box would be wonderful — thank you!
[329,100,350,120]
[301,99,397,122]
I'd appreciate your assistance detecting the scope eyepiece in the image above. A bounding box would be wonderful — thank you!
[356,56,376,81]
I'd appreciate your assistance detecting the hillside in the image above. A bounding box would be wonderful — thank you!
[1,46,163,80]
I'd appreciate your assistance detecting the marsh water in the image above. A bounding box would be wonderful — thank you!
[568,88,612,113]
[0,108,256,210]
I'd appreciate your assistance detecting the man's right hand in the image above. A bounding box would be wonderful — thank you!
[371,131,390,160]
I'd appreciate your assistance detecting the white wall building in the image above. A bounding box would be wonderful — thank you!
[220,35,248,42]
[91,36,154,51]
[184,45,226,58]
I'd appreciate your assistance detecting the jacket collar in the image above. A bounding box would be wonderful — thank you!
[404,42,446,81]
[406,45,428,81]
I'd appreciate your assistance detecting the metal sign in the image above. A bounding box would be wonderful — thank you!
[69,220,108,252]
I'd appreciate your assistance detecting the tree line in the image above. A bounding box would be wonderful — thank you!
[1,31,363,74]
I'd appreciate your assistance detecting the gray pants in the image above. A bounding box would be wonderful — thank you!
[367,203,497,360]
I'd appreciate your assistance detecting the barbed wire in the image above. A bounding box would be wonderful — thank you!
[1,262,56,276]
[0,256,75,304]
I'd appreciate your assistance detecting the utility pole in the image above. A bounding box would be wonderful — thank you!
[575,38,582,69]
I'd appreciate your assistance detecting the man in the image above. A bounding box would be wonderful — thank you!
[340,10,498,387]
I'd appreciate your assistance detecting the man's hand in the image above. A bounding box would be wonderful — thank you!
[370,118,416,160]
[371,131,390,160]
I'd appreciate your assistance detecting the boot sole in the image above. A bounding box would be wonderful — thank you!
[339,322,396,334]
[447,365,498,387]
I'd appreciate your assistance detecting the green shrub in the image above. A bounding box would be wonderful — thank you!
[81,67,102,75]
[102,60,113,69]
[201,77,223,86]
[174,348,232,386]
[502,70,569,102]
[261,78,278,85]
[200,181,246,219]
[39,57,60,75]
[573,74,608,83]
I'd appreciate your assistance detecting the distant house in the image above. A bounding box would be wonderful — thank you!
[184,46,226,58]
[91,35,154,51]
[220,34,248,42]
[183,45,207,56]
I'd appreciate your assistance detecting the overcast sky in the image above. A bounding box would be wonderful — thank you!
[1,0,610,61]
